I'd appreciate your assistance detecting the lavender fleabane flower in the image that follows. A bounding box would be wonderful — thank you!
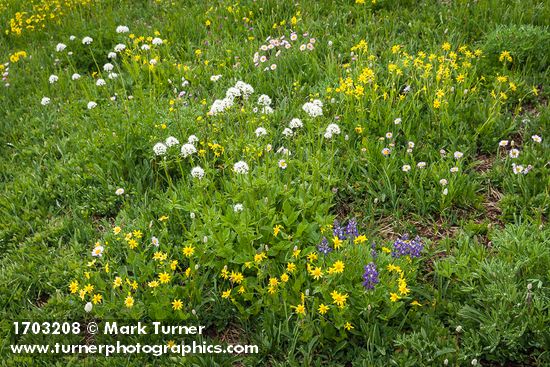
[391,234,424,259]
[362,262,379,289]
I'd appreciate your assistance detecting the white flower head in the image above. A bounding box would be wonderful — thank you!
[49,75,58,84]
[153,142,167,156]
[512,163,524,174]
[417,161,427,169]
[439,178,448,186]
[499,140,509,147]
[509,149,520,158]
[260,106,274,114]
[210,74,222,82]
[187,135,199,144]
[116,25,130,33]
[278,159,288,169]
[107,52,117,59]
[289,118,303,129]
[257,94,272,106]
[115,188,124,195]
[56,43,67,52]
[282,128,293,137]
[302,100,323,117]
[233,203,244,212]
[454,151,463,159]
[385,132,393,139]
[326,123,341,135]
[151,236,159,247]
[180,143,197,157]
[191,166,205,179]
[234,81,254,98]
[152,37,163,45]
[394,117,402,125]
[103,63,114,72]
[408,141,415,149]
[71,73,81,80]
[82,36,93,45]
[226,87,241,99]
[381,147,391,156]
[41,97,51,105]
[402,165,411,172]
[92,245,104,257]
[87,101,97,109]
[165,136,180,147]
[114,44,126,52]
[450,166,459,173]
[96,78,106,86]
[255,127,267,137]
[531,135,542,143]
[233,161,249,174]
[84,302,93,313]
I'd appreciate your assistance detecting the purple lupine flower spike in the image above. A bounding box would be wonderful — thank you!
[362,262,379,289]
[317,237,332,255]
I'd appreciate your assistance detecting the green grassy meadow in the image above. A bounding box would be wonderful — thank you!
[0,0,549,365]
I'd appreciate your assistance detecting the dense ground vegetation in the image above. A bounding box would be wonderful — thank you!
[0,0,548,365]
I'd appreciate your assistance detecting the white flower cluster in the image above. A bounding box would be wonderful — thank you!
[56,43,67,52]
[165,136,180,147]
[302,99,323,117]
[191,166,205,179]
[116,25,130,33]
[255,127,267,137]
[233,161,249,174]
[324,123,341,139]
[257,94,272,106]
[153,143,167,156]
[180,143,197,157]
[289,118,303,129]
[209,81,254,115]
[152,134,198,157]
[251,94,274,114]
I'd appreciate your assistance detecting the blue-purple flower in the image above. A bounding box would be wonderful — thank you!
[317,237,332,255]
[345,218,359,240]
[391,234,424,259]
[333,219,346,240]
[362,262,379,289]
